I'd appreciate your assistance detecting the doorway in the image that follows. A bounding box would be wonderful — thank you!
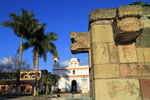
[71,80,77,92]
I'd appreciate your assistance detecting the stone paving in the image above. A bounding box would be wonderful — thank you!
[1,93,91,100]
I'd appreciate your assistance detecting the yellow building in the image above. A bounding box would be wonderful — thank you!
[0,69,48,94]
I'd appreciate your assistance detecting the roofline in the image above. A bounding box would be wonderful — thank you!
[69,57,79,62]
[0,69,48,73]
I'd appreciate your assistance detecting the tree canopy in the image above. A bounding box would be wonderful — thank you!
[1,8,40,39]
[130,2,150,6]
[41,72,58,86]
[20,26,58,67]
[0,55,30,72]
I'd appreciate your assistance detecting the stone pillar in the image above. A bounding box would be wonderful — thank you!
[71,5,150,100]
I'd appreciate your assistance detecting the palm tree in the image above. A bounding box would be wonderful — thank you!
[1,8,40,94]
[20,26,58,96]
[41,72,58,95]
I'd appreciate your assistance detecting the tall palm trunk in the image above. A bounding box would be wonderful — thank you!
[50,85,53,95]
[33,51,39,96]
[46,78,48,95]
[16,34,23,94]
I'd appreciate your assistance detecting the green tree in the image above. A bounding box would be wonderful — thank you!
[130,2,150,6]
[0,65,4,72]
[20,26,58,96]
[41,73,58,95]
[0,55,30,71]
[1,8,40,94]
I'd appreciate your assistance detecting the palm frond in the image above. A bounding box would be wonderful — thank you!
[46,32,58,41]
[28,11,34,18]
[42,50,47,62]
[47,43,58,57]
[9,13,17,21]
[17,42,31,54]
[1,21,13,27]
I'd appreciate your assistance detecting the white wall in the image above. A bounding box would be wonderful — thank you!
[53,57,90,93]
[53,68,89,76]
[57,77,90,92]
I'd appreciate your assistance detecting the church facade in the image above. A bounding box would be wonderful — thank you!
[53,57,90,93]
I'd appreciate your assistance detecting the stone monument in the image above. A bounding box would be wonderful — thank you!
[71,5,150,100]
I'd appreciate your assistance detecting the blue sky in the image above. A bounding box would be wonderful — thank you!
[0,0,149,72]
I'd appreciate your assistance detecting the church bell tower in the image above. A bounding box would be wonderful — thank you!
[53,57,59,67]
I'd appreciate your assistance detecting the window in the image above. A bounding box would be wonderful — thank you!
[38,73,40,77]
[21,75,24,78]
[32,76,35,78]
[74,63,77,66]
[54,60,58,65]
[24,75,28,78]
[73,70,75,74]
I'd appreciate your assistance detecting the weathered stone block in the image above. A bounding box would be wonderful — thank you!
[94,64,120,78]
[136,28,150,48]
[113,17,143,44]
[109,43,119,63]
[113,5,143,44]
[141,17,150,28]
[141,7,150,28]
[141,16,150,28]
[120,64,150,77]
[89,8,116,24]
[88,49,92,68]
[90,80,95,100]
[140,79,150,100]
[95,79,141,100]
[136,48,144,62]
[117,17,143,32]
[118,43,137,63]
[143,7,150,16]
[70,31,89,54]
[90,67,94,81]
[90,81,93,98]
[143,48,150,62]
[118,5,142,18]
[92,43,109,64]
[91,23,114,43]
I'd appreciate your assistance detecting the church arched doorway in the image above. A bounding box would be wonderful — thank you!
[71,80,77,92]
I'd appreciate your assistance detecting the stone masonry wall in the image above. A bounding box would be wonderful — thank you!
[71,5,150,100]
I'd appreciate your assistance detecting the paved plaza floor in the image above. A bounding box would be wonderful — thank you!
[1,93,91,100]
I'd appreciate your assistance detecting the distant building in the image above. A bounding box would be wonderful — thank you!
[0,69,48,94]
[53,57,90,93]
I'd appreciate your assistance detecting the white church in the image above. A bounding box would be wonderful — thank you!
[53,57,90,93]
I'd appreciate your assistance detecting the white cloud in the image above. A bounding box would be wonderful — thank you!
[61,60,69,66]
[0,57,13,65]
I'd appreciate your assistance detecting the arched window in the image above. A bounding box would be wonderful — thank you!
[73,70,75,74]
[74,63,76,66]
[32,75,35,78]
[24,75,28,78]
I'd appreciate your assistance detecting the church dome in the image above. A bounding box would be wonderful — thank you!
[69,57,80,67]
[69,57,79,62]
